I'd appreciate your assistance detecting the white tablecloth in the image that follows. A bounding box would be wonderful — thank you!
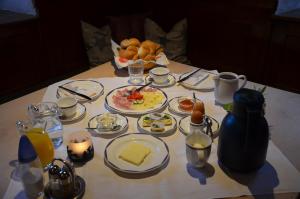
[4,76,300,199]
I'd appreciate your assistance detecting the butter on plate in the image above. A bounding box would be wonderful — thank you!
[119,142,151,166]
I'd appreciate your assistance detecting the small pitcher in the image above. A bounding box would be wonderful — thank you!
[16,120,55,168]
[213,72,247,105]
[27,102,63,148]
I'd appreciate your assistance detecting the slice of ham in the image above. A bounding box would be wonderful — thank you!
[112,93,131,109]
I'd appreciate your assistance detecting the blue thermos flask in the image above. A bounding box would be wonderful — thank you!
[217,88,269,172]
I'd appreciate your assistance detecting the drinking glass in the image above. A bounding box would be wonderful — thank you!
[128,60,144,85]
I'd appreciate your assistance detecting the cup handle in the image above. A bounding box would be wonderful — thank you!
[238,75,247,89]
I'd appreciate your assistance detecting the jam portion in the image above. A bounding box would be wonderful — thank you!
[178,99,194,112]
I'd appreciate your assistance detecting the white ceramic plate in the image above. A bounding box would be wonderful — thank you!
[179,115,220,138]
[104,133,169,173]
[178,69,218,91]
[168,96,202,116]
[59,103,86,123]
[57,80,104,102]
[145,74,176,88]
[105,85,168,116]
[137,113,177,136]
[88,113,128,135]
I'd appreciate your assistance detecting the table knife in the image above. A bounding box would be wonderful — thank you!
[177,68,201,83]
[58,86,92,101]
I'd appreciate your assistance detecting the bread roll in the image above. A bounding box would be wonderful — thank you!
[133,54,139,60]
[138,47,150,59]
[119,49,137,60]
[120,39,130,49]
[141,40,159,54]
[156,47,164,55]
[143,54,156,61]
[120,38,140,48]
[128,38,140,47]
[126,46,138,53]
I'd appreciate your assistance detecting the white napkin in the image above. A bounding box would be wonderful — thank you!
[183,70,209,85]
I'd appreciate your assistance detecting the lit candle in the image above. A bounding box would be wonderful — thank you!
[67,131,94,162]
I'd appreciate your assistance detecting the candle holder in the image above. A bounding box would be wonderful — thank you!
[67,131,94,163]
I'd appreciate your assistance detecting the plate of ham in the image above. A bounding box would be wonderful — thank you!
[105,85,168,116]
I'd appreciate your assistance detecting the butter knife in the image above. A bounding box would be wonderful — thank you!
[177,68,201,83]
[58,86,92,101]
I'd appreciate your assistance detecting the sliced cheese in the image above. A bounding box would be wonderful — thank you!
[119,142,151,166]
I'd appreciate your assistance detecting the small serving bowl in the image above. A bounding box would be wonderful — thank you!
[149,67,170,84]
[57,96,78,118]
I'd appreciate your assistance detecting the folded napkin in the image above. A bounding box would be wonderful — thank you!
[183,70,210,85]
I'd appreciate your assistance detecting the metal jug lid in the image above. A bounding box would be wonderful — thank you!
[233,88,264,110]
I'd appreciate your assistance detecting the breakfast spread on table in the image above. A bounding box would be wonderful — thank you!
[22,55,289,199]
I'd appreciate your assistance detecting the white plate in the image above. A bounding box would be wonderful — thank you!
[104,133,169,173]
[145,74,176,88]
[88,113,128,135]
[137,113,177,136]
[179,115,220,138]
[168,96,202,116]
[178,69,218,91]
[105,85,168,116]
[59,103,86,123]
[57,80,104,102]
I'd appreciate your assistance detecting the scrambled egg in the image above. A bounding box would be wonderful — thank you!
[131,91,164,110]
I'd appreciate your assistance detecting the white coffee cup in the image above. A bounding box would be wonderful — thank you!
[149,67,170,84]
[57,97,77,118]
[213,72,247,105]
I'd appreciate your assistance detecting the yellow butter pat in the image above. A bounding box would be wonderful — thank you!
[119,142,151,166]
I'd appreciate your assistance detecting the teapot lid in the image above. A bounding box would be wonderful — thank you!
[233,88,264,110]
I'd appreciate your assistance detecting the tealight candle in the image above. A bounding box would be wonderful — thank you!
[67,131,94,162]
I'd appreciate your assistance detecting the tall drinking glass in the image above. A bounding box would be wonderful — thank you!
[128,60,144,85]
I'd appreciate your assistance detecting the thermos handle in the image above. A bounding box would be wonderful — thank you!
[238,75,247,89]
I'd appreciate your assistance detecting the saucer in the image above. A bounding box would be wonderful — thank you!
[88,113,128,135]
[178,115,220,138]
[59,103,86,123]
[168,96,203,116]
[145,74,176,88]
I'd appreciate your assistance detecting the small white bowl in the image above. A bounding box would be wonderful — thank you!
[57,96,78,118]
[150,67,170,84]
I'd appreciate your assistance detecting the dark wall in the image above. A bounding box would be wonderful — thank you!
[2,0,299,103]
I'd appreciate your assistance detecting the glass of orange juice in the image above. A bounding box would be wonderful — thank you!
[16,121,54,169]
